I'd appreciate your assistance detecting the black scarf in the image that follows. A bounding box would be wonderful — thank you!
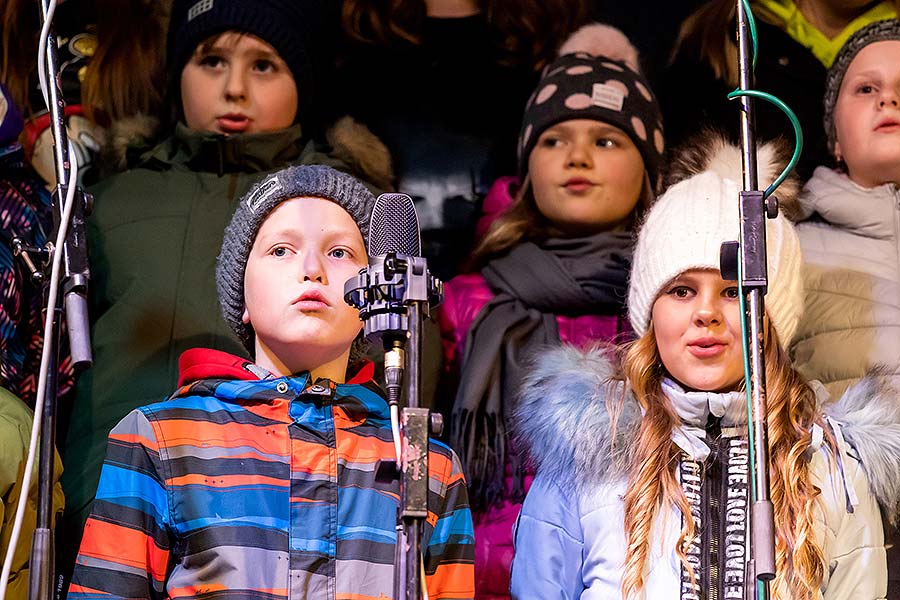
[450,231,632,509]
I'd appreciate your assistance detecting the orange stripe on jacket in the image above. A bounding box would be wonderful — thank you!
[155,419,288,454]
[78,517,170,582]
[426,562,476,599]
[167,473,288,488]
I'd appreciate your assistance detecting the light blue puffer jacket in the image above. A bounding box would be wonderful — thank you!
[510,346,900,600]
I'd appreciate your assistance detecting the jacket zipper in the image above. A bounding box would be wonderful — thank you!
[706,421,722,600]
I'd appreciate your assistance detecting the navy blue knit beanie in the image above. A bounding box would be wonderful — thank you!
[168,0,315,126]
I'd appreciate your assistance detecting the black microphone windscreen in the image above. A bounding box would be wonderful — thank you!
[368,193,421,257]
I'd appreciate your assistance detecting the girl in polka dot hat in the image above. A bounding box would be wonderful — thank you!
[436,23,664,598]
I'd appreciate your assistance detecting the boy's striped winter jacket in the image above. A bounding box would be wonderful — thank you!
[69,351,475,599]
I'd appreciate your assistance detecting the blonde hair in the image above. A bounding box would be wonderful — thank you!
[615,319,829,600]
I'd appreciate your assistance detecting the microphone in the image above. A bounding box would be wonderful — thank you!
[368,192,422,258]
[343,193,442,600]
[344,193,442,347]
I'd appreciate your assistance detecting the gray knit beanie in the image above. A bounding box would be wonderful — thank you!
[216,165,375,351]
[823,19,900,153]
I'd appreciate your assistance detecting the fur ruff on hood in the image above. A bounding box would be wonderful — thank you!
[824,370,900,523]
[103,114,394,189]
[512,345,640,497]
[514,345,900,520]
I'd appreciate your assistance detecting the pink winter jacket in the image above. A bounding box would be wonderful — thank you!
[436,177,631,599]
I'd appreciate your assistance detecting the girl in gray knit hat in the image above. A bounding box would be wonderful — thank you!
[791,19,900,397]
[790,25,900,593]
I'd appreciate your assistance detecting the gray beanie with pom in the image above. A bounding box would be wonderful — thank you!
[216,164,375,352]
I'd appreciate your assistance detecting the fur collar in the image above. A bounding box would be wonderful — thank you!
[823,372,900,523]
[515,345,900,521]
[102,115,394,190]
[513,345,640,497]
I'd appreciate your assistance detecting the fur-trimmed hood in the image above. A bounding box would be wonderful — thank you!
[102,115,394,190]
[514,345,900,520]
[513,345,640,497]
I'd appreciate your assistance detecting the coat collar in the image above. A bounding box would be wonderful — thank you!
[140,122,308,174]
[663,378,746,461]
[516,345,900,523]
[798,167,900,239]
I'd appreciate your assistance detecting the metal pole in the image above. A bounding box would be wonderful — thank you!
[402,302,427,600]
[28,2,79,597]
[736,2,776,598]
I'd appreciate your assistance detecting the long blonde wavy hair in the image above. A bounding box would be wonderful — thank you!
[614,319,830,600]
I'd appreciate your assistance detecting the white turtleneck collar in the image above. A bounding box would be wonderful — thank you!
[799,166,900,239]
[662,378,746,461]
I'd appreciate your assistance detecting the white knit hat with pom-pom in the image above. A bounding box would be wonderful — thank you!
[517,23,664,184]
[628,138,803,348]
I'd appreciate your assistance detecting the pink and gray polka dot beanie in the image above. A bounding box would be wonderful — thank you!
[517,24,664,186]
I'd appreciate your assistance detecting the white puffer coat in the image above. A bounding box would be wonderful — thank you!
[792,166,900,397]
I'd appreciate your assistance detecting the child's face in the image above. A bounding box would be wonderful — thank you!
[181,32,298,135]
[528,119,645,234]
[833,40,900,187]
[651,269,744,393]
[242,197,367,376]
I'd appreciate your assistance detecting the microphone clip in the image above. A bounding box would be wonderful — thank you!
[344,251,443,346]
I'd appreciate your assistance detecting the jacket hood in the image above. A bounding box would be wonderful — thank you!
[513,345,640,497]
[173,347,377,400]
[797,166,900,238]
[516,345,900,521]
[823,370,900,523]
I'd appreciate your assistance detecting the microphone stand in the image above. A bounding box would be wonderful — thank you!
[345,253,443,600]
[720,2,777,598]
[20,3,93,599]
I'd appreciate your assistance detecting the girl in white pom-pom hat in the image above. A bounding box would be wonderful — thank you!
[510,134,899,600]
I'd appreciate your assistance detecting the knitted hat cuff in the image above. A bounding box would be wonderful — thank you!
[823,19,900,152]
[216,165,375,352]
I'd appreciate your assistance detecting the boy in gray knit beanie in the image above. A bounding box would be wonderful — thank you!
[216,163,375,379]
[69,163,477,597]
